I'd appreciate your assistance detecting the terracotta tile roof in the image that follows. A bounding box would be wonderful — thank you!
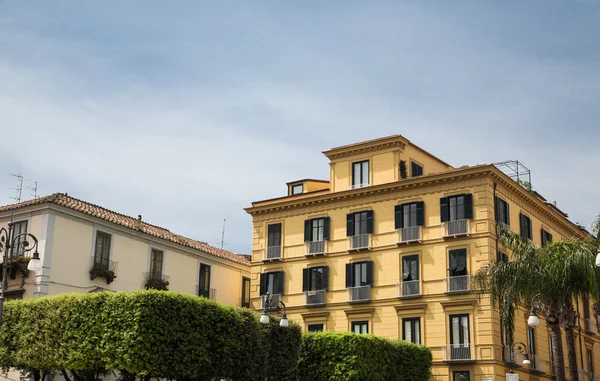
[0,193,250,266]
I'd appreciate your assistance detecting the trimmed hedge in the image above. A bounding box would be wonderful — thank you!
[0,291,301,381]
[294,332,431,381]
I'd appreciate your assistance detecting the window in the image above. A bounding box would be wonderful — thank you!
[351,321,368,334]
[402,255,419,282]
[259,271,284,295]
[302,266,329,291]
[440,194,473,222]
[304,217,330,242]
[307,324,324,332]
[496,197,510,226]
[149,248,164,279]
[94,231,112,268]
[541,229,553,247]
[12,220,28,256]
[528,327,537,369]
[520,213,533,240]
[241,277,250,308]
[346,210,374,236]
[402,317,421,344]
[449,314,471,359]
[394,202,425,229]
[411,161,423,177]
[345,261,373,288]
[198,263,211,298]
[549,337,555,376]
[499,251,509,263]
[267,223,282,248]
[291,184,303,195]
[352,160,369,187]
[453,371,470,381]
[587,349,594,380]
[449,249,468,277]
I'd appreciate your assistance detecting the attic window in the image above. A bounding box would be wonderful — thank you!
[291,184,304,195]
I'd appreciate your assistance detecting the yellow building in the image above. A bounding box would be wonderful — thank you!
[245,135,597,381]
[0,193,251,306]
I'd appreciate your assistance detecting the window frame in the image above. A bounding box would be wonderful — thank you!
[402,317,421,344]
[291,184,304,195]
[260,271,284,296]
[453,371,470,381]
[12,220,29,256]
[448,248,468,277]
[411,161,424,177]
[587,348,594,379]
[94,230,112,268]
[267,223,282,248]
[520,213,533,240]
[449,314,470,346]
[198,263,211,298]
[350,261,369,287]
[351,320,369,334]
[149,248,164,279]
[352,160,370,187]
[402,254,419,282]
[241,277,251,308]
[306,266,326,291]
[307,324,324,332]
[496,197,510,225]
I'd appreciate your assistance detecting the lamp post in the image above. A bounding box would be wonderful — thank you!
[508,341,530,374]
[528,307,541,327]
[0,221,41,327]
[595,248,600,268]
[260,292,289,328]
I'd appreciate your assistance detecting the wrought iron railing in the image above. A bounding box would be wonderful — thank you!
[263,245,282,261]
[305,290,326,306]
[347,234,371,251]
[497,221,511,236]
[347,286,370,303]
[442,344,473,361]
[445,275,470,293]
[396,280,420,297]
[305,240,327,256]
[261,293,281,310]
[144,272,170,290]
[89,259,118,283]
[442,219,470,237]
[503,346,524,366]
[528,354,550,373]
[396,226,422,243]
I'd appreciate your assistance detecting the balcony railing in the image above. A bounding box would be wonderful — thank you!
[347,286,371,303]
[350,183,369,190]
[528,354,550,374]
[263,246,282,261]
[89,259,118,284]
[396,280,421,298]
[578,369,585,381]
[197,287,217,300]
[585,318,594,333]
[445,275,470,293]
[396,226,422,244]
[442,219,470,238]
[347,234,371,251]
[305,240,327,256]
[144,272,170,290]
[497,221,511,236]
[305,290,326,306]
[503,346,524,366]
[261,293,281,310]
[442,344,474,361]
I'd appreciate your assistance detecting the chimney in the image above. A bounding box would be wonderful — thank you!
[138,215,142,221]
[552,201,557,207]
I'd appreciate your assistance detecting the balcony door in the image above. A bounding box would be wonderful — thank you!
[449,314,470,360]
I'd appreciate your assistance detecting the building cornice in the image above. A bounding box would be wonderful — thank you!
[322,135,408,160]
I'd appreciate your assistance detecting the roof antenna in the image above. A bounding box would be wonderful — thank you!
[220,219,226,249]
[9,173,23,203]
[27,180,38,199]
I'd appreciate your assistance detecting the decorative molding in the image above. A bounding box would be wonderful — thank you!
[394,303,427,313]
[324,140,407,161]
[301,311,331,320]
[344,307,375,317]
[440,299,477,310]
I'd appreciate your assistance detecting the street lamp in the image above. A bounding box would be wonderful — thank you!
[508,341,530,373]
[528,307,541,327]
[0,221,40,327]
[595,248,600,267]
[260,292,289,328]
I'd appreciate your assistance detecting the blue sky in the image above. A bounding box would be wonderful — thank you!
[0,1,598,253]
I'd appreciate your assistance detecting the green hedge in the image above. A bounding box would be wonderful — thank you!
[0,291,301,381]
[294,332,431,381]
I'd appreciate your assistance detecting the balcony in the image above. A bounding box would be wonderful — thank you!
[305,240,327,257]
[503,346,524,366]
[347,234,371,251]
[442,344,474,362]
[262,245,282,261]
[442,219,470,238]
[578,369,585,381]
[197,287,217,300]
[445,275,470,294]
[144,272,170,290]
[347,286,371,303]
[261,293,281,310]
[396,280,421,298]
[89,259,118,284]
[305,290,326,306]
[396,226,422,244]
[528,354,551,374]
[497,221,511,236]
[585,318,594,333]
[350,183,369,190]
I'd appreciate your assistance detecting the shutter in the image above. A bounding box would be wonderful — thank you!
[346,213,354,237]
[449,251,457,270]
[323,217,330,241]
[259,273,267,296]
[277,271,284,295]
[366,210,374,234]
[464,194,473,219]
[366,261,374,286]
[345,263,353,288]
[416,201,425,226]
[494,196,498,222]
[520,213,526,238]
[440,197,449,222]
[302,268,310,292]
[402,257,410,280]
[304,220,311,242]
[322,266,329,291]
[506,202,510,226]
[395,204,404,229]
[541,229,546,247]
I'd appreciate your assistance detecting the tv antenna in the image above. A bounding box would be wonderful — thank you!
[9,173,23,203]
[220,219,226,249]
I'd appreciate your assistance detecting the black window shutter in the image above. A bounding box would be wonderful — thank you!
[366,261,374,286]
[520,213,527,239]
[277,271,284,295]
[322,266,329,291]
[541,229,547,247]
[366,210,374,234]
[394,204,404,229]
[345,263,353,288]
[346,213,354,237]
[506,202,510,226]
[416,201,425,226]
[323,217,330,241]
[494,196,499,223]
[302,268,310,292]
[528,219,532,240]
[259,273,267,296]
[547,232,553,244]
[464,194,473,219]
[440,197,449,222]
[304,220,311,242]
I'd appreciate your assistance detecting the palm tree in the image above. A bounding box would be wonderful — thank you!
[473,231,599,381]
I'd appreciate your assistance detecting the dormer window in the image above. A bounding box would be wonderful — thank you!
[291,184,304,195]
[352,160,369,189]
[411,161,423,177]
